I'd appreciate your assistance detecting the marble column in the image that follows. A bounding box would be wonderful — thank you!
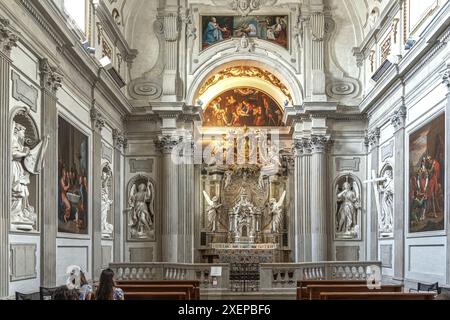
[310,135,329,261]
[0,18,19,298]
[366,128,380,260]
[156,135,182,262]
[293,140,304,262]
[91,108,105,279]
[302,139,313,261]
[112,130,126,262]
[40,59,62,287]
[442,64,450,285]
[390,105,407,281]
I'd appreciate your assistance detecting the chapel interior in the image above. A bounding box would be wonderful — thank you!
[1,0,450,300]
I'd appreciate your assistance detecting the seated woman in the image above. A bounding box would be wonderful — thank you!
[96,268,124,300]
[78,271,94,300]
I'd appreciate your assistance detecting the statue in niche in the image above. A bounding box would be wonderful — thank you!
[378,168,394,235]
[269,191,286,234]
[224,170,233,189]
[101,164,114,238]
[335,176,361,238]
[128,180,154,239]
[11,120,49,231]
[203,191,223,232]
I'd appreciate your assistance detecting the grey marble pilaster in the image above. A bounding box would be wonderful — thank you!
[391,105,407,281]
[39,59,62,288]
[442,64,450,285]
[177,156,186,262]
[112,130,126,262]
[0,18,19,298]
[184,141,195,263]
[293,140,304,262]
[156,135,183,262]
[366,128,380,260]
[302,139,312,262]
[310,135,329,262]
[91,108,105,279]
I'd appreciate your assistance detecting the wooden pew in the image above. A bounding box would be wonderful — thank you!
[307,284,403,300]
[116,280,200,300]
[119,284,198,300]
[320,292,436,300]
[297,280,367,300]
[124,291,187,300]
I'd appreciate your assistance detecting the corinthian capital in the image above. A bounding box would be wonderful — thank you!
[155,134,183,154]
[442,63,450,92]
[40,59,63,94]
[0,18,20,57]
[90,107,105,132]
[390,105,407,130]
[365,128,380,148]
[310,135,330,153]
[113,129,127,151]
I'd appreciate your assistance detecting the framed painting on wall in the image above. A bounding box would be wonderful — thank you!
[58,116,89,235]
[408,113,445,233]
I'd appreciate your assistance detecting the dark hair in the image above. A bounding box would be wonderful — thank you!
[80,271,88,287]
[96,269,116,300]
[53,286,79,300]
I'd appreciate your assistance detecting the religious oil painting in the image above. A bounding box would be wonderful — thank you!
[201,15,288,50]
[58,117,89,235]
[409,113,445,233]
[203,88,284,127]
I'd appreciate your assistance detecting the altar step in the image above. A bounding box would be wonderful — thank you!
[201,289,296,300]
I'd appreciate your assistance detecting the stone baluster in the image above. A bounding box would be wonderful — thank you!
[39,58,62,288]
[365,128,380,260]
[390,104,407,281]
[0,17,19,298]
[310,135,330,262]
[91,107,105,279]
[156,134,183,262]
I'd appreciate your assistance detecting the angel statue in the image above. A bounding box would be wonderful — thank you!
[101,165,114,237]
[224,171,233,189]
[269,191,287,234]
[336,179,360,235]
[128,180,154,238]
[203,191,222,232]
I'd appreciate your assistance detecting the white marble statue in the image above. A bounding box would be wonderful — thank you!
[379,169,394,234]
[128,181,154,238]
[336,180,360,235]
[203,191,222,232]
[224,171,233,189]
[11,121,48,231]
[269,191,286,234]
[101,166,114,237]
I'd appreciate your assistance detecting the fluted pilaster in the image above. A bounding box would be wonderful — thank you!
[156,134,183,262]
[390,105,407,280]
[310,135,330,262]
[91,107,105,279]
[293,139,305,262]
[0,17,19,297]
[40,58,62,288]
[112,130,126,262]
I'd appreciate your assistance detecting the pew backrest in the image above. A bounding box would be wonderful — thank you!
[320,292,436,300]
[307,284,403,300]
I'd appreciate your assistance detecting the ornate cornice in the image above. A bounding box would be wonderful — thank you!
[0,18,20,57]
[91,107,106,132]
[39,58,63,94]
[390,105,407,130]
[155,135,183,154]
